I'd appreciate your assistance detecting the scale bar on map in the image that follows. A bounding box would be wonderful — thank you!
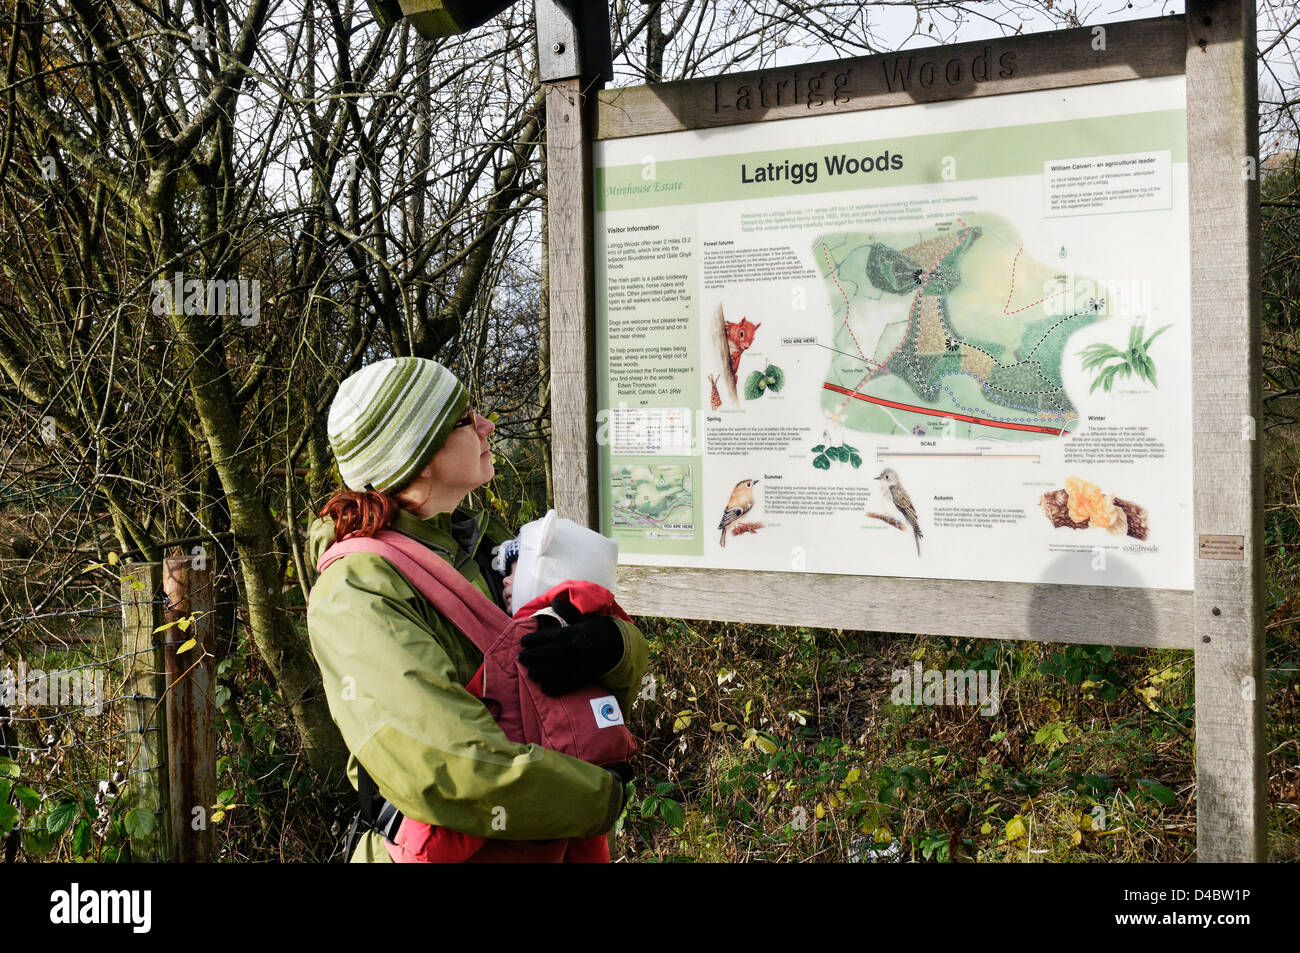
[878,452,1042,460]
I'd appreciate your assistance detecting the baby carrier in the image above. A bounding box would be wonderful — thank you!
[315,528,637,862]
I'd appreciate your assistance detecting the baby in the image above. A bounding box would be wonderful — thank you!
[490,509,622,618]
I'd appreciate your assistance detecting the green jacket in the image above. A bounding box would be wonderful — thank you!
[305,505,648,863]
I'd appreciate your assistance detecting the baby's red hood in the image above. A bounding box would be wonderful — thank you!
[514,579,634,623]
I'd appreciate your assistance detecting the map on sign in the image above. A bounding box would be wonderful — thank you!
[611,464,695,534]
[815,214,1104,441]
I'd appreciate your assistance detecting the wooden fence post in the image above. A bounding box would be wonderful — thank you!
[162,554,218,862]
[121,561,170,862]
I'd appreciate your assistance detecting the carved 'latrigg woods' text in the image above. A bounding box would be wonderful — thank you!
[710,46,1020,114]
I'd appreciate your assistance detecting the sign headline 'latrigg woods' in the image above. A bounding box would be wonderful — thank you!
[740,150,904,185]
[604,150,905,197]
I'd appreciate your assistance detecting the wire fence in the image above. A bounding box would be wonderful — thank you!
[1,558,219,863]
[1,592,168,861]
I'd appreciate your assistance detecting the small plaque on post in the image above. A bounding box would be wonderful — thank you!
[1199,535,1245,560]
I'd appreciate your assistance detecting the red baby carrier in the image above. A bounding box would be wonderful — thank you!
[315,529,638,862]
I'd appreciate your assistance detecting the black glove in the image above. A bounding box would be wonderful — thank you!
[518,592,624,697]
[605,762,633,784]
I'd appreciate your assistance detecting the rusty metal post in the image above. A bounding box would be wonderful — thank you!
[162,555,217,862]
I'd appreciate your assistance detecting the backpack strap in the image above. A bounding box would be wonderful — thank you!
[357,762,379,829]
[344,761,402,860]
[316,529,512,654]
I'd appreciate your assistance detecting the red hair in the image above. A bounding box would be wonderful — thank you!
[319,489,402,540]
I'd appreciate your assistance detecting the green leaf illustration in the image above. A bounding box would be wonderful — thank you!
[1084,319,1170,394]
[1142,323,1173,350]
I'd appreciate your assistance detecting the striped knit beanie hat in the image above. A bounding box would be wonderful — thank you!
[327,357,470,493]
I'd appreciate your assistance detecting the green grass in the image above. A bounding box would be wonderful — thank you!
[616,620,1216,862]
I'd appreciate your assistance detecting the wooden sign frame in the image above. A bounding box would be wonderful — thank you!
[542,0,1263,861]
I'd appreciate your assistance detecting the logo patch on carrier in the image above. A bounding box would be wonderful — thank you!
[590,695,624,728]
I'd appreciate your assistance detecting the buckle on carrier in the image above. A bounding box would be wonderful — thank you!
[374,800,403,842]
[345,763,405,860]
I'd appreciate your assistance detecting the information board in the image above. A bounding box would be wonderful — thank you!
[595,75,1192,590]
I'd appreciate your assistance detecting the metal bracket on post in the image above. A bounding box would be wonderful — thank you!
[536,0,612,84]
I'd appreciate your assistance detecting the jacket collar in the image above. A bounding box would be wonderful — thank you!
[451,508,491,564]
[389,508,457,560]
[389,506,492,570]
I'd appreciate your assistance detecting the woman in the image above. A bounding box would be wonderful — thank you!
[306,356,648,862]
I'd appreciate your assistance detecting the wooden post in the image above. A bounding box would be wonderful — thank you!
[1185,0,1266,862]
[545,74,601,529]
[121,561,170,862]
[540,0,609,530]
[162,555,218,862]
[539,0,613,854]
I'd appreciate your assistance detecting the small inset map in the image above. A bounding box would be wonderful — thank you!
[612,464,695,535]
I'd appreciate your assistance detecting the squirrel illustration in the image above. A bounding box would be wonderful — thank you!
[725,316,761,375]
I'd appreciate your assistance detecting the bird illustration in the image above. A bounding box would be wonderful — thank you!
[875,469,923,555]
[718,478,759,547]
